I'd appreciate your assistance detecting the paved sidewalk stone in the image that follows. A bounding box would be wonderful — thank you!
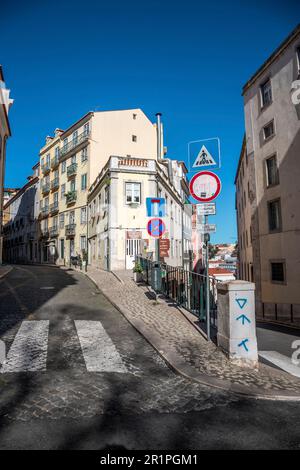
[85,266,300,398]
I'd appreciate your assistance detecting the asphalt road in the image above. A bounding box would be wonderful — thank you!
[0,265,300,450]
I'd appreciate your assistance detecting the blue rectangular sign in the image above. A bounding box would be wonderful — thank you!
[146,197,166,217]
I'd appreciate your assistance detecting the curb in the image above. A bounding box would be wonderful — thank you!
[0,266,13,279]
[81,269,300,402]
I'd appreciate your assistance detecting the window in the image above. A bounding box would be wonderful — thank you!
[70,179,76,192]
[104,186,109,205]
[80,236,87,251]
[55,147,59,158]
[63,138,68,149]
[81,173,87,190]
[81,147,88,162]
[46,154,50,166]
[80,207,87,224]
[61,183,66,199]
[263,120,275,140]
[296,46,300,73]
[125,182,140,204]
[132,135,137,142]
[54,192,58,204]
[72,130,78,144]
[59,213,64,229]
[61,161,66,173]
[271,261,285,283]
[266,155,279,186]
[71,154,76,164]
[84,122,90,136]
[133,113,137,119]
[268,199,282,232]
[260,79,272,107]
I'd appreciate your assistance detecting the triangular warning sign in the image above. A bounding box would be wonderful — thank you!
[192,145,216,168]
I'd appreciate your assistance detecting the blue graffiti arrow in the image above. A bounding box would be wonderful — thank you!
[235,298,247,309]
[236,314,251,325]
[238,339,249,352]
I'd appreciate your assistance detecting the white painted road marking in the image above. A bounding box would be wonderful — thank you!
[0,321,49,373]
[75,320,127,373]
[259,351,300,378]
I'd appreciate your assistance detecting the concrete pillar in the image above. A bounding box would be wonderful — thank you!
[217,280,258,368]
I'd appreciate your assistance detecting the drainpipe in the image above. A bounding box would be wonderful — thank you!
[155,113,173,186]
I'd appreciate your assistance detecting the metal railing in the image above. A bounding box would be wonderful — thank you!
[65,190,77,204]
[51,177,59,190]
[137,256,218,334]
[50,202,59,214]
[49,226,59,238]
[41,183,50,194]
[65,223,76,236]
[67,163,78,177]
[59,130,90,158]
[51,156,59,169]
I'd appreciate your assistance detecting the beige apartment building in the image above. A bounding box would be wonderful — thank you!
[87,154,191,271]
[0,65,13,264]
[235,25,300,323]
[38,109,157,265]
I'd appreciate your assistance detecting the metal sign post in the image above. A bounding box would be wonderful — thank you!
[204,226,210,341]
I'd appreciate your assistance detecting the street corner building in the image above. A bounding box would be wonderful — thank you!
[3,108,194,270]
[0,65,13,264]
[235,24,300,324]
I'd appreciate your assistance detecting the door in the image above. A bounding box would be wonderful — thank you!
[70,239,75,258]
[126,239,141,270]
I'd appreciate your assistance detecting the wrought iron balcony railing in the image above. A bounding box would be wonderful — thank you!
[49,226,59,238]
[65,190,77,204]
[51,177,59,190]
[65,224,76,237]
[41,183,50,194]
[67,163,78,178]
[59,130,90,159]
[40,206,49,217]
[41,228,49,238]
[51,156,59,169]
[50,202,59,214]
[41,163,51,174]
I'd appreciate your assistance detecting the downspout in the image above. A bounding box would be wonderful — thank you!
[155,113,173,186]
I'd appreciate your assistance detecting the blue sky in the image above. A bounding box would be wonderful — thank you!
[1,0,298,243]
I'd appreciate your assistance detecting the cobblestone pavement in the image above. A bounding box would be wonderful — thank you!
[0,265,12,279]
[86,267,300,396]
[0,265,235,423]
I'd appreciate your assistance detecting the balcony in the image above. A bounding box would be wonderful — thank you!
[41,183,50,194]
[51,156,59,169]
[40,206,49,218]
[40,228,49,239]
[65,190,77,205]
[67,163,78,178]
[49,226,59,238]
[59,130,90,159]
[41,163,51,175]
[65,224,76,237]
[51,177,59,191]
[50,202,59,215]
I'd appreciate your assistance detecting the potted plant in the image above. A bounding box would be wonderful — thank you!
[133,262,143,283]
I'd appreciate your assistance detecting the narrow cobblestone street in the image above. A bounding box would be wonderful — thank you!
[0,265,300,449]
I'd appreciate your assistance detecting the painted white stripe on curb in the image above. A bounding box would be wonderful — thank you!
[75,320,127,373]
[259,351,300,377]
[1,321,49,373]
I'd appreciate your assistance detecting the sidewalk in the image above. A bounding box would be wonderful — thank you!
[85,266,300,400]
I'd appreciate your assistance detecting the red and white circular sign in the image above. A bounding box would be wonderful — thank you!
[189,171,221,202]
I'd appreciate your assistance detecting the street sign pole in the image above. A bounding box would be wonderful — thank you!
[205,215,211,341]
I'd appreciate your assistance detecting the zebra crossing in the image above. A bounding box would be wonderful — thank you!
[0,319,128,374]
